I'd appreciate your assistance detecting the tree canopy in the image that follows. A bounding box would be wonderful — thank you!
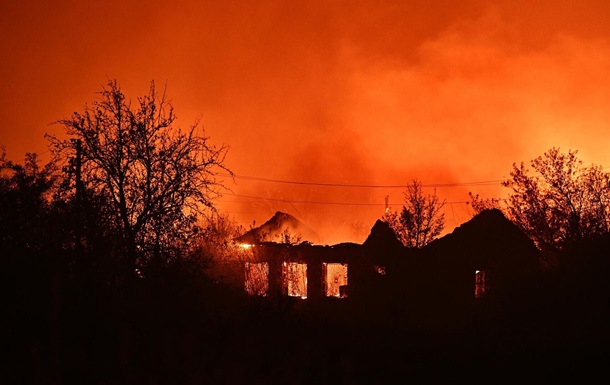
[382,179,445,248]
[0,150,56,258]
[47,80,232,274]
[502,147,610,266]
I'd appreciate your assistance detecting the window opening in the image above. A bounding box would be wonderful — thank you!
[245,262,269,296]
[475,269,486,298]
[323,263,348,298]
[283,262,307,298]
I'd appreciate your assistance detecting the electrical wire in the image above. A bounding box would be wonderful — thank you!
[222,192,469,207]
[219,173,503,188]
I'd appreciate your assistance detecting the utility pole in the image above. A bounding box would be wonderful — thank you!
[73,138,82,202]
[63,139,83,202]
[62,138,84,254]
[385,195,389,213]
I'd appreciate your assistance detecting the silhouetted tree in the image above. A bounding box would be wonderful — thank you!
[466,191,503,216]
[0,150,56,259]
[48,79,232,277]
[1,148,126,290]
[502,147,610,267]
[382,179,445,248]
[273,227,303,245]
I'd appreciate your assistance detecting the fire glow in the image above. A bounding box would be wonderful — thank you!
[323,263,348,298]
[3,2,610,245]
[244,262,269,297]
[283,262,307,299]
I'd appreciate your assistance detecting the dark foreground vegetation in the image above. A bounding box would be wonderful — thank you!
[3,254,609,385]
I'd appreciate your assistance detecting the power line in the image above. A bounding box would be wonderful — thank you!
[226,193,380,206]
[217,171,502,208]
[220,173,503,188]
[222,193,469,207]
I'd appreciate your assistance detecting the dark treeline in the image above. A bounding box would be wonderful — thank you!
[3,184,609,385]
[2,81,610,383]
[3,150,609,384]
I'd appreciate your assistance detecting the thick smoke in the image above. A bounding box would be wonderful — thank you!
[218,4,610,243]
[2,1,610,243]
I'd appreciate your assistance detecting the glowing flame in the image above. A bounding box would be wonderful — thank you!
[283,262,308,298]
[245,262,269,296]
[239,243,253,250]
[324,263,348,298]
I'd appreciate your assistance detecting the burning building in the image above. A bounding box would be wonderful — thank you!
[236,209,542,328]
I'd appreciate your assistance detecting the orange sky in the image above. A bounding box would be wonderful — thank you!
[2,0,610,244]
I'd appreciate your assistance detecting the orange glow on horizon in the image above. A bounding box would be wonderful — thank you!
[2,1,610,244]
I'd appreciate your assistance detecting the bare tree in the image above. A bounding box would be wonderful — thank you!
[502,147,610,266]
[269,227,303,245]
[47,79,232,275]
[466,192,503,216]
[382,179,445,248]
